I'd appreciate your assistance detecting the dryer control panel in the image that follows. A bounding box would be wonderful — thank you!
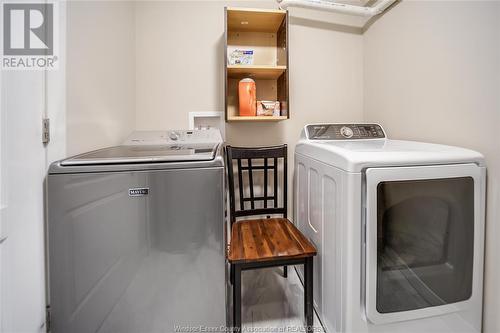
[306,124,385,140]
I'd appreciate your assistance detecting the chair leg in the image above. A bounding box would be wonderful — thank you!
[230,264,234,285]
[233,264,242,332]
[304,257,314,331]
[283,265,288,278]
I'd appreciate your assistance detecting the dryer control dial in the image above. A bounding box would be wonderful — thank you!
[340,126,354,138]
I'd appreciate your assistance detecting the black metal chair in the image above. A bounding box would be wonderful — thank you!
[225,144,317,331]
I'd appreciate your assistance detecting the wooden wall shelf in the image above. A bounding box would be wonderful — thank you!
[224,7,290,122]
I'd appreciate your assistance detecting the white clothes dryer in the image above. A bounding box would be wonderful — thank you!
[294,123,486,333]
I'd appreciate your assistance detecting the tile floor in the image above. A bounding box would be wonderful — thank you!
[239,266,324,332]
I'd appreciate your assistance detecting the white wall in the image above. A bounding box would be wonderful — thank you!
[66,1,136,156]
[134,0,364,147]
[66,0,364,159]
[363,1,500,331]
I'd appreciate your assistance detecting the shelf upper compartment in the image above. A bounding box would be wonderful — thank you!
[227,65,286,80]
[227,7,286,33]
[227,115,288,122]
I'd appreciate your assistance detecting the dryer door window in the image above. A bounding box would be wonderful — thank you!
[364,164,484,324]
[376,177,474,313]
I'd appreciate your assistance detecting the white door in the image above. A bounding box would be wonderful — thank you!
[364,163,485,326]
[0,68,48,330]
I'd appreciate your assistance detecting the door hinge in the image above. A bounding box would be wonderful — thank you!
[42,118,50,144]
[45,305,51,332]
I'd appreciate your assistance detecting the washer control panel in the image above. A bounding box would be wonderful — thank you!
[124,129,223,145]
[306,124,385,140]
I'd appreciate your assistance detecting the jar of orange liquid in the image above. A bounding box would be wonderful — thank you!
[238,78,256,117]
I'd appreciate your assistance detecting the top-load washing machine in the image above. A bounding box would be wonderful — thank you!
[294,124,486,333]
[47,129,226,333]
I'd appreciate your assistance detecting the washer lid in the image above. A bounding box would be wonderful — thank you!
[60,143,219,166]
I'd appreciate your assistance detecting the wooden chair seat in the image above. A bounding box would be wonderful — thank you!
[228,218,317,264]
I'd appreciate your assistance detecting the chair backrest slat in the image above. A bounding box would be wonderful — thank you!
[247,159,255,209]
[225,145,287,225]
[273,157,278,209]
[283,153,288,219]
[263,158,268,209]
[237,159,244,211]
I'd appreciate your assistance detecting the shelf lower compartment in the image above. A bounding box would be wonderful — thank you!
[227,115,288,122]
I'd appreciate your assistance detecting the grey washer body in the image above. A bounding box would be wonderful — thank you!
[47,145,226,333]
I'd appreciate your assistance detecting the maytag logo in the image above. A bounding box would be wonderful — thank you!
[128,188,149,197]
